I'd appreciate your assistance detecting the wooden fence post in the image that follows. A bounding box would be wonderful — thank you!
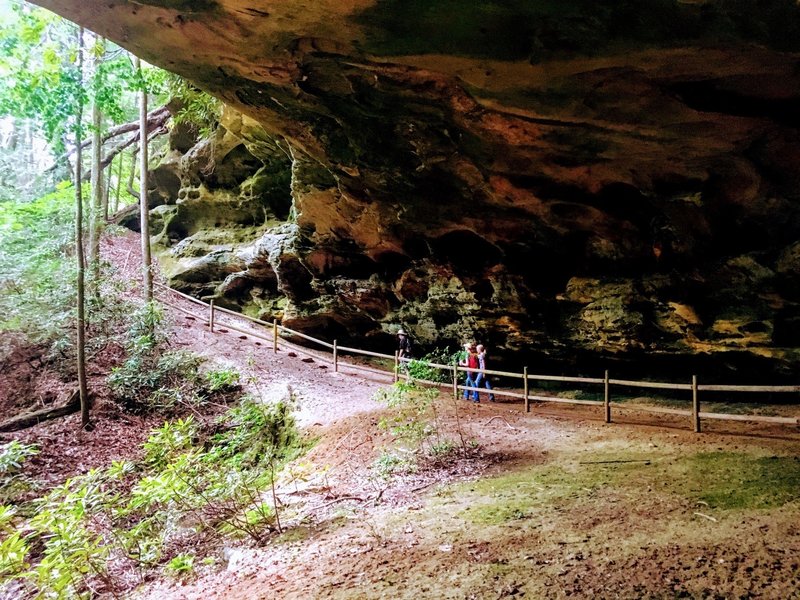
[604,369,611,423]
[452,360,458,399]
[524,366,530,413]
[209,299,215,333]
[333,339,338,373]
[394,351,399,383]
[273,319,278,353]
[692,375,700,433]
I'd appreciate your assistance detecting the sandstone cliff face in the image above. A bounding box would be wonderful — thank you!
[33,0,800,379]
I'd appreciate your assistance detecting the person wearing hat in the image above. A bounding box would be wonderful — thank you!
[397,329,413,361]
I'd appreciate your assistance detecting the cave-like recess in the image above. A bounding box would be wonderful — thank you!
[33,0,800,381]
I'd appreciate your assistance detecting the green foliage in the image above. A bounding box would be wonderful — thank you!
[210,397,299,468]
[0,397,304,595]
[0,441,39,505]
[405,347,458,383]
[0,2,84,151]
[90,43,139,124]
[374,381,470,477]
[164,74,222,138]
[376,382,438,443]
[429,439,458,458]
[166,553,194,576]
[24,470,114,597]
[107,303,208,412]
[0,183,78,338]
[374,382,470,476]
[143,417,199,468]
[0,440,39,475]
[373,450,417,479]
[0,505,29,580]
[204,367,240,393]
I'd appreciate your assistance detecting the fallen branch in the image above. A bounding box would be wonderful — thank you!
[0,388,81,432]
[81,124,169,182]
[693,512,718,523]
[484,416,518,430]
[46,106,171,171]
[306,495,365,512]
[410,480,440,493]
[579,459,652,465]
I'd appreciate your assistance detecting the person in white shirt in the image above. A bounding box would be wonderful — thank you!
[474,344,495,402]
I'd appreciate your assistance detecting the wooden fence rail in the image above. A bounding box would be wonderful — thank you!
[153,283,800,434]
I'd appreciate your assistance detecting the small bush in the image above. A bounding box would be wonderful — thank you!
[429,439,458,458]
[0,441,39,475]
[373,450,416,479]
[166,553,194,576]
[405,347,458,383]
[204,367,240,393]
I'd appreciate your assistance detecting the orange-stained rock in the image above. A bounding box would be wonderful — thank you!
[42,0,800,379]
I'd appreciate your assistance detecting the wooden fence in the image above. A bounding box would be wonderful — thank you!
[154,283,800,434]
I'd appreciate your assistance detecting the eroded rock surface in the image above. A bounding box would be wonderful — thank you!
[33,0,800,379]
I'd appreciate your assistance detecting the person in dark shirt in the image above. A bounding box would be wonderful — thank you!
[397,329,413,362]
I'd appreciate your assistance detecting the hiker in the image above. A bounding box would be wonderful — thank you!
[460,342,480,402]
[474,344,495,402]
[397,329,413,364]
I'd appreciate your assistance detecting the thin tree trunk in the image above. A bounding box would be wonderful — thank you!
[136,56,153,302]
[104,155,112,219]
[89,34,105,285]
[89,85,103,281]
[113,149,124,213]
[75,26,90,430]
[26,120,34,171]
[127,145,138,199]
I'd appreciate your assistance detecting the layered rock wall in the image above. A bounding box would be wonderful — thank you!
[33,0,800,379]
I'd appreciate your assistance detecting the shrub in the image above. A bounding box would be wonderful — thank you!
[108,302,209,412]
[0,397,304,595]
[0,441,39,475]
[204,367,240,393]
[405,347,459,383]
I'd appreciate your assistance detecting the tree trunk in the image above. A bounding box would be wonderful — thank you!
[113,149,124,213]
[75,26,91,430]
[127,145,138,199]
[136,56,153,302]
[89,79,103,280]
[104,154,112,219]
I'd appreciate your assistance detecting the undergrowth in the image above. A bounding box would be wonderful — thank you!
[373,381,470,477]
[0,396,305,598]
[108,303,241,413]
[0,182,77,341]
[404,347,458,383]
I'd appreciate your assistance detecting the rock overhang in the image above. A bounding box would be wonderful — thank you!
[31,0,800,380]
